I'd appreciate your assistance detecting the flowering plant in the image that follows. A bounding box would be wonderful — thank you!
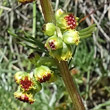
[8,0,96,109]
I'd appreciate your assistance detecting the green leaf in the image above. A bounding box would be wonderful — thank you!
[79,33,92,39]
[79,24,96,33]
[79,24,96,39]
[8,30,47,53]
[36,57,56,67]
[79,27,95,36]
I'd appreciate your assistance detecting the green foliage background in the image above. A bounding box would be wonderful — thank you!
[0,0,110,110]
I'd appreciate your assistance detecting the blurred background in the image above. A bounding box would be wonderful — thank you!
[0,0,110,110]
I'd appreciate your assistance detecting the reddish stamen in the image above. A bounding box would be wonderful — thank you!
[64,14,77,29]
[38,73,51,83]
[20,76,33,91]
[49,41,56,50]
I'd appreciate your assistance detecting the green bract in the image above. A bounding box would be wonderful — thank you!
[28,53,40,65]
[43,23,56,36]
[45,35,63,51]
[55,9,64,20]
[30,80,42,93]
[49,42,72,61]
[36,57,56,67]
[63,30,80,45]
[61,42,72,60]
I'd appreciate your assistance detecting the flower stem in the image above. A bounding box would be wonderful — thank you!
[39,0,55,23]
[32,1,37,38]
[57,61,85,110]
[39,0,85,109]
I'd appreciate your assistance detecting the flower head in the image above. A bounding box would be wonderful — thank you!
[33,65,54,83]
[64,14,78,29]
[20,75,33,91]
[56,13,78,30]
[45,35,63,51]
[14,90,35,104]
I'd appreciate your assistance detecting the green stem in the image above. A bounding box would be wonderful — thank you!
[57,61,85,110]
[39,0,85,109]
[86,71,90,100]
[39,0,55,23]
[32,1,37,38]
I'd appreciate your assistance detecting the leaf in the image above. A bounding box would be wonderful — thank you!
[79,33,92,39]
[79,27,95,36]
[36,57,56,66]
[79,24,96,39]
[79,24,96,33]
[8,30,47,53]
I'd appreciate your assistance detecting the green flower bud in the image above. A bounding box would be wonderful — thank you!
[63,30,80,45]
[55,9,64,20]
[49,42,72,61]
[33,65,55,83]
[14,89,35,104]
[56,13,78,30]
[43,23,56,36]
[45,35,63,51]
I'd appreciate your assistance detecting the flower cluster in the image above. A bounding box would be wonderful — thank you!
[14,72,41,104]
[14,7,96,104]
[14,54,57,104]
[44,9,80,61]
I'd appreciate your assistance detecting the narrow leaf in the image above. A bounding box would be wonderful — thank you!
[79,24,96,33]
[8,30,47,52]
[79,27,96,36]
[79,24,96,39]
[80,33,92,39]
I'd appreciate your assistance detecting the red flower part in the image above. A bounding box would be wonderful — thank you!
[64,14,77,29]
[45,35,63,51]
[18,94,34,104]
[38,73,51,83]
[33,65,55,83]
[14,91,35,104]
[20,76,33,91]
[49,40,56,50]
[19,94,29,102]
